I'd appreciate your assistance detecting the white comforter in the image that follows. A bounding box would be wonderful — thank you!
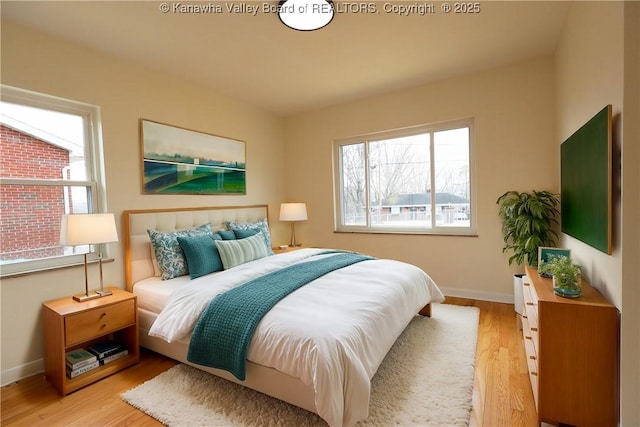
[149,248,444,426]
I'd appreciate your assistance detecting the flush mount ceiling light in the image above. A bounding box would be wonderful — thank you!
[278,0,335,31]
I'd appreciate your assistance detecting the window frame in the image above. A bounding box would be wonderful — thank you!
[0,85,109,277]
[332,118,477,236]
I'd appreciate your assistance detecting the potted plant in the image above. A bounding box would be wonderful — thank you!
[538,254,582,298]
[496,190,560,267]
[497,190,559,315]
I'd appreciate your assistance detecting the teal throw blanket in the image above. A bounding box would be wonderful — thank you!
[187,252,372,380]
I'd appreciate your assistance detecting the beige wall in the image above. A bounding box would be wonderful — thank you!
[555,2,639,425]
[284,57,557,299]
[555,1,624,306]
[0,21,287,382]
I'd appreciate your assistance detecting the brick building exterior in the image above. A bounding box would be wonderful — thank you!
[0,124,70,261]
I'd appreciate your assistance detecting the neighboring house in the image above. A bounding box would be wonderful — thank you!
[372,192,470,223]
[0,124,70,261]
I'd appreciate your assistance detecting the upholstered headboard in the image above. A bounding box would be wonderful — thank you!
[122,205,269,291]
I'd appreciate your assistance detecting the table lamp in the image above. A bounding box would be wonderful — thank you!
[279,203,308,247]
[60,213,119,302]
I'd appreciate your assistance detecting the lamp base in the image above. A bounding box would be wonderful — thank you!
[73,292,102,302]
[96,289,112,297]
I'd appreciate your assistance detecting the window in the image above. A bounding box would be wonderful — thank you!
[333,119,475,235]
[0,85,106,276]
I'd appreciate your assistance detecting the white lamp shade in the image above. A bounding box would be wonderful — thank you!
[279,203,308,221]
[60,213,119,246]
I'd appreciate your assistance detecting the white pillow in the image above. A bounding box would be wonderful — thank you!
[214,232,269,269]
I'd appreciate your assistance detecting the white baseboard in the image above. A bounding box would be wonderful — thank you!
[439,286,514,305]
[1,358,44,387]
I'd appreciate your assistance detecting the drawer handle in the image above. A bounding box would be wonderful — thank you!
[525,336,532,340]
[531,327,538,331]
[101,312,108,318]
[526,302,534,306]
[101,323,107,328]
[531,372,538,376]
[529,355,536,360]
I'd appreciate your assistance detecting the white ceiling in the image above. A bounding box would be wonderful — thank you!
[2,1,570,116]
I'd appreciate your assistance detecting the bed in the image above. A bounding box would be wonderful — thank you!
[123,205,445,426]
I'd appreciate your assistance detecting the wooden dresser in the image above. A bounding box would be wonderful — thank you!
[522,266,619,426]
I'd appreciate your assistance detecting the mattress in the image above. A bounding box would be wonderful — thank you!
[133,275,191,313]
[139,248,444,426]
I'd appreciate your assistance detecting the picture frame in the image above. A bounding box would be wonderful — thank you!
[140,119,246,195]
[538,247,571,276]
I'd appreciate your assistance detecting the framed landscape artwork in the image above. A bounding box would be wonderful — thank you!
[141,119,246,195]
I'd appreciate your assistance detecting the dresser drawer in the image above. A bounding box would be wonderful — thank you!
[523,282,539,330]
[529,370,539,410]
[65,299,135,346]
[524,336,538,373]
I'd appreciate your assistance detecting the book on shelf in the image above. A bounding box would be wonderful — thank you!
[65,348,98,370]
[87,341,125,359]
[66,360,99,378]
[100,349,128,365]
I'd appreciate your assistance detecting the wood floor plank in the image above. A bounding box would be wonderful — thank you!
[1,300,538,426]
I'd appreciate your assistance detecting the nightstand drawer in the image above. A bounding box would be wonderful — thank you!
[65,299,135,346]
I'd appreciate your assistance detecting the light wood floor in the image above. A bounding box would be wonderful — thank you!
[1,298,538,426]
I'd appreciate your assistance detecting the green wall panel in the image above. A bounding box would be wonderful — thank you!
[560,105,612,254]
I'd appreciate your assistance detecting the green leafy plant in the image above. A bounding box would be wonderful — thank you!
[496,190,560,267]
[538,254,582,294]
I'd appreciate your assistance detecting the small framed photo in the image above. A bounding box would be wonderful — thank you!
[538,247,571,276]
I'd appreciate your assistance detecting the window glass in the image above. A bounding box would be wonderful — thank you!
[369,134,431,228]
[334,119,475,235]
[340,143,366,226]
[0,86,104,274]
[434,127,471,227]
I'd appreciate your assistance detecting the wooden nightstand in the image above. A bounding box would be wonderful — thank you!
[42,287,139,395]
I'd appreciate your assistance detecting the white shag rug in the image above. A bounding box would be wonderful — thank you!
[122,303,479,426]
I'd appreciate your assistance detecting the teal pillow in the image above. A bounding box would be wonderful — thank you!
[177,234,223,279]
[233,228,259,239]
[216,230,236,240]
[147,223,213,280]
[214,232,269,269]
[224,218,273,254]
